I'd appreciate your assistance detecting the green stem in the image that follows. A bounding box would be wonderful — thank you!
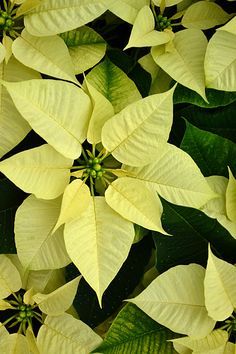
[90,176,95,196]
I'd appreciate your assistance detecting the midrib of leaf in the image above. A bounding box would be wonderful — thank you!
[100,328,164,349]
[172,45,204,92]
[211,56,236,83]
[9,89,82,143]
[20,36,76,83]
[109,94,170,153]
[32,1,105,14]
[69,40,105,47]
[109,182,158,226]
[210,257,235,306]
[92,199,103,298]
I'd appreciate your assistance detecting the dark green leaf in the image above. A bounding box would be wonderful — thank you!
[92,303,178,353]
[66,235,153,328]
[180,121,236,176]
[153,198,236,273]
[173,100,236,144]
[0,178,26,253]
[174,84,236,108]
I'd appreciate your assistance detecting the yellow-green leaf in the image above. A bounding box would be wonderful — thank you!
[24,0,111,36]
[60,26,106,74]
[205,30,236,91]
[204,247,236,321]
[25,269,65,294]
[0,255,22,299]
[130,264,215,338]
[182,1,231,30]
[124,6,170,49]
[53,179,91,232]
[25,326,40,354]
[108,0,149,24]
[0,42,6,64]
[0,56,40,158]
[218,16,236,35]
[202,176,236,240]
[33,276,81,315]
[0,144,72,199]
[64,196,134,305]
[125,143,215,208]
[102,88,175,166]
[0,299,14,310]
[2,333,30,354]
[14,195,71,270]
[172,330,228,353]
[105,177,168,233]
[153,0,183,7]
[3,79,92,159]
[12,30,78,83]
[86,81,114,144]
[86,57,141,113]
[2,35,13,64]
[152,29,207,100]
[37,314,102,354]
[226,168,236,222]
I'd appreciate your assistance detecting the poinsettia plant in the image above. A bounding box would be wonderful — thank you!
[0,0,236,352]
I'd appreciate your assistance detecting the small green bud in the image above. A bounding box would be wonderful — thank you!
[0,17,5,26]
[93,163,101,171]
[157,14,163,21]
[93,157,100,164]
[96,171,104,178]
[90,170,97,178]
[88,159,93,165]
[5,18,14,28]
[162,17,168,23]
[19,311,27,319]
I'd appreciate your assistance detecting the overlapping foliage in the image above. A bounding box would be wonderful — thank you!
[0,0,236,352]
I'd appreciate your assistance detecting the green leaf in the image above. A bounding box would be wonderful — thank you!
[174,100,236,144]
[14,195,71,270]
[86,57,141,113]
[153,198,236,273]
[204,247,236,321]
[152,29,207,100]
[180,121,236,177]
[0,144,72,200]
[12,30,78,84]
[129,264,216,338]
[0,178,26,253]
[93,303,178,353]
[0,255,22,299]
[64,196,135,305]
[37,313,102,354]
[60,26,106,74]
[102,88,175,166]
[2,333,30,354]
[181,1,231,29]
[205,30,236,91]
[3,79,92,159]
[24,0,111,36]
[174,84,236,108]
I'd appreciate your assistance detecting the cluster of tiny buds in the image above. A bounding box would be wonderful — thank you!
[0,10,14,31]
[156,14,171,31]
[83,157,105,180]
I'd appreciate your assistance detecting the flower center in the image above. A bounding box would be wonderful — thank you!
[0,10,14,31]
[156,14,171,31]
[2,290,43,335]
